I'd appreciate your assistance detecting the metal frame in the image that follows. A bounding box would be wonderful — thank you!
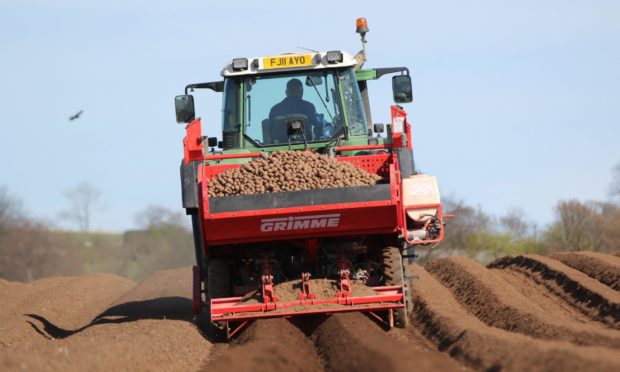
[211,285,403,339]
[211,285,403,322]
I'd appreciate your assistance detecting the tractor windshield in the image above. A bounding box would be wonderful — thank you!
[223,68,367,147]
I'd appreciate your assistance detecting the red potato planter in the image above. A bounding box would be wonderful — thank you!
[175,19,447,338]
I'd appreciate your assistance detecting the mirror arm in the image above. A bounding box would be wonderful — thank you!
[375,67,410,79]
[184,81,225,94]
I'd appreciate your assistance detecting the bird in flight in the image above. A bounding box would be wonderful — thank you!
[69,110,83,121]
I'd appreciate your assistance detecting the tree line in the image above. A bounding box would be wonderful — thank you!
[1,163,618,281]
[0,185,194,282]
[428,163,620,262]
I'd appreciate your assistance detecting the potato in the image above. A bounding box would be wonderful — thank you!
[207,150,383,197]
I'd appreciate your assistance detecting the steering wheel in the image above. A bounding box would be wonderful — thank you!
[274,114,309,122]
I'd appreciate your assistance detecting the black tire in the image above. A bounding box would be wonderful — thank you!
[382,246,410,328]
[207,259,230,299]
[206,259,230,341]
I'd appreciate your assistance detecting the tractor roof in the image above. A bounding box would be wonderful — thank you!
[221,51,357,77]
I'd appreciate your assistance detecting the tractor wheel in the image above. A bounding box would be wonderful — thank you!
[207,259,230,299]
[192,266,202,315]
[382,246,410,328]
[205,259,230,341]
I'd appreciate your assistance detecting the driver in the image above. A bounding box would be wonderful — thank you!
[268,78,318,143]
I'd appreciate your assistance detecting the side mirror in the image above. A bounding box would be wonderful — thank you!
[175,95,195,124]
[392,75,413,103]
[373,123,385,133]
[207,137,218,147]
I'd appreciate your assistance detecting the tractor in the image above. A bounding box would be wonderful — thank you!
[175,18,446,338]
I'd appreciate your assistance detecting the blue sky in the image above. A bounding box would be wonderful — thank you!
[1,0,619,231]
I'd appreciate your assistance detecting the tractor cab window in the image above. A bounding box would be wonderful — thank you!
[242,70,344,147]
[339,69,368,136]
[222,79,241,133]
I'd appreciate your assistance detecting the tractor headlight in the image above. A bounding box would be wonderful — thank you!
[232,58,249,71]
[326,51,343,64]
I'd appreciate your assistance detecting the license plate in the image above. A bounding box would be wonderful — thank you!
[262,54,314,70]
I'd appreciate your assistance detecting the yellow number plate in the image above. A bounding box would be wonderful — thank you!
[262,54,314,70]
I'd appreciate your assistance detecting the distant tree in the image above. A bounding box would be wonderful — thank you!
[0,186,83,281]
[0,220,83,281]
[543,164,620,253]
[441,196,490,250]
[60,182,102,231]
[500,208,532,239]
[0,186,23,232]
[420,197,548,262]
[596,201,620,251]
[611,162,620,199]
[134,205,187,231]
[415,196,491,262]
[544,200,603,252]
[121,205,193,279]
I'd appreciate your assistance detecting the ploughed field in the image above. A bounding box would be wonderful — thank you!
[1,251,619,371]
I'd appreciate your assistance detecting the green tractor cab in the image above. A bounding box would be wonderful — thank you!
[175,49,412,161]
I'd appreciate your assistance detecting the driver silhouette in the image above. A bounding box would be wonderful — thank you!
[268,78,317,143]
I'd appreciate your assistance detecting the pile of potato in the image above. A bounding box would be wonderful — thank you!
[207,150,383,197]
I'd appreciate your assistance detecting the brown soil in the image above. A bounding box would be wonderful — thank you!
[313,312,463,372]
[0,268,212,371]
[551,251,620,291]
[489,254,620,329]
[1,320,210,372]
[408,263,620,371]
[2,251,620,371]
[204,318,323,372]
[492,267,595,323]
[106,266,195,321]
[0,273,135,348]
[240,278,376,303]
[426,256,620,348]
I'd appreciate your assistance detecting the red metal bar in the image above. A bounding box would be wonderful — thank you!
[299,272,315,300]
[366,310,384,324]
[337,263,351,298]
[405,203,441,209]
[210,285,404,322]
[204,152,263,161]
[183,118,204,164]
[227,320,250,339]
[335,144,391,152]
[213,302,404,322]
[211,292,404,315]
